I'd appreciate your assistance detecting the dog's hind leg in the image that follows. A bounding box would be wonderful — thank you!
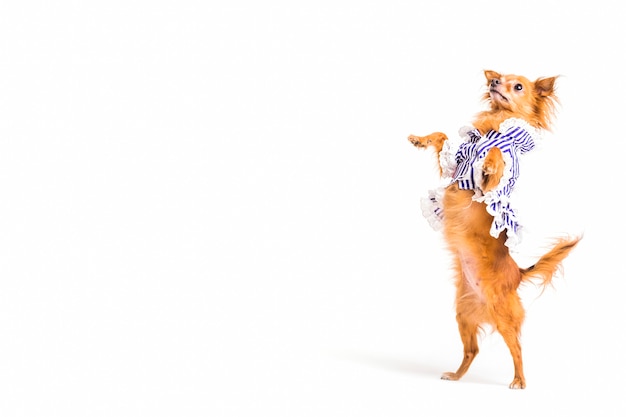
[441,312,480,381]
[493,295,526,389]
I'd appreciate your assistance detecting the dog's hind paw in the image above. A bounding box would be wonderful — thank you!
[508,377,526,389]
[441,372,461,381]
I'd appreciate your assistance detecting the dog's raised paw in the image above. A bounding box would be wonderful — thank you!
[483,147,505,174]
[408,134,427,148]
[408,132,447,152]
[481,147,505,191]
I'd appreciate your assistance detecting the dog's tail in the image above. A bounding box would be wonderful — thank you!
[519,236,581,287]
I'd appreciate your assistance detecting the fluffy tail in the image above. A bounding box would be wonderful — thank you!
[520,236,582,286]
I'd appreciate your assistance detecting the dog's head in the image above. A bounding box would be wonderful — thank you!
[483,70,559,130]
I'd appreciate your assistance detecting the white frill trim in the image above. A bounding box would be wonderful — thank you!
[438,131,465,181]
[420,188,445,231]
[473,149,517,236]
[421,127,474,232]
[499,117,543,145]
[473,118,542,247]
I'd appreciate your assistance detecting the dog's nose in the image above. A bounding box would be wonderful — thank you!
[490,78,500,87]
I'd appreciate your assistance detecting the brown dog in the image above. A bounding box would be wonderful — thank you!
[408,70,580,389]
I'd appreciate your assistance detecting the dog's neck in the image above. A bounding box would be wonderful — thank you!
[473,110,534,135]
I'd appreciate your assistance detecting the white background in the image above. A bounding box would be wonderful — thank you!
[0,1,624,416]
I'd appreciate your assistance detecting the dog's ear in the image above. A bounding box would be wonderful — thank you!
[534,76,558,97]
[484,70,501,84]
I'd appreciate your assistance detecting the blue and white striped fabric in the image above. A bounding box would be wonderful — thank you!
[452,124,536,192]
[420,118,541,247]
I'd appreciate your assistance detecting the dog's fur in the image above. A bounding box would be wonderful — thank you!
[408,70,580,389]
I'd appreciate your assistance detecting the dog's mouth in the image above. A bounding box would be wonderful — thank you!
[490,88,509,102]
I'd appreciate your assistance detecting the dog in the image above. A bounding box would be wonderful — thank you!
[407,70,580,389]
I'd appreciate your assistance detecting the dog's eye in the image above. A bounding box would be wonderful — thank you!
[514,84,523,91]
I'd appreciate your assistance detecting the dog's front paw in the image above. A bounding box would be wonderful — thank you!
[408,132,447,152]
[408,134,428,148]
[481,147,505,192]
